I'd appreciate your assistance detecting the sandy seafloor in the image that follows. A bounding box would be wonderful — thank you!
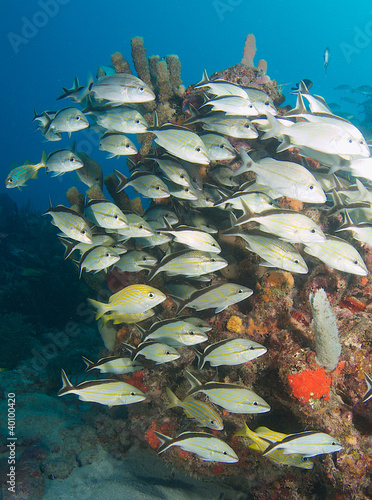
[42,446,240,500]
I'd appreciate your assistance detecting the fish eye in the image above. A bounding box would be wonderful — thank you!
[189,331,195,335]
[166,351,171,355]
[8,178,13,183]
[82,230,86,235]
[223,451,227,455]
[114,214,118,219]
[126,144,130,148]
[139,87,144,92]
[211,258,216,262]
[156,186,160,190]
[220,144,225,149]
[249,346,255,350]
[195,147,201,152]
[238,289,244,293]
[70,157,75,162]
[253,401,258,406]
[139,225,144,229]
[210,420,215,424]
[106,253,110,257]
[180,174,185,179]
[348,139,353,143]
[148,292,155,298]
[212,243,217,247]
[130,392,136,396]
[76,116,80,120]
[136,120,140,124]
[310,229,316,233]
[294,259,299,264]
[360,140,364,145]
[353,260,358,265]
[143,256,148,260]
[309,185,314,190]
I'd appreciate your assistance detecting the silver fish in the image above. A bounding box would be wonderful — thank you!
[87,105,148,133]
[177,283,253,314]
[112,213,154,240]
[155,431,238,462]
[199,96,259,117]
[44,107,89,135]
[185,371,270,414]
[82,355,143,375]
[209,165,239,187]
[234,148,326,204]
[78,246,120,277]
[115,170,170,198]
[262,431,342,459]
[166,387,223,430]
[75,152,103,188]
[150,155,192,186]
[195,338,267,369]
[147,250,227,281]
[90,73,155,103]
[163,179,199,200]
[115,250,158,273]
[194,113,259,139]
[145,318,208,347]
[200,133,236,161]
[58,369,145,406]
[194,71,248,99]
[143,205,179,226]
[149,123,210,164]
[84,200,128,229]
[44,149,84,176]
[159,222,221,253]
[304,234,368,275]
[123,340,180,364]
[99,132,137,158]
[44,204,93,243]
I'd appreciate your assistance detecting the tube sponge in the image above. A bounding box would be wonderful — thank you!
[111,52,132,74]
[309,288,341,373]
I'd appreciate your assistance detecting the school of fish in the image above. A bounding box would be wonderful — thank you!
[12,63,372,466]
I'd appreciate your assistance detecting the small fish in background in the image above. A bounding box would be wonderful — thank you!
[57,369,145,406]
[324,47,330,73]
[122,340,180,364]
[262,431,342,459]
[154,431,238,463]
[82,355,144,375]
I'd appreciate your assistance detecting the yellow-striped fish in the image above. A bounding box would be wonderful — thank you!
[145,318,208,347]
[147,250,227,281]
[234,422,314,469]
[195,338,267,369]
[155,431,238,463]
[148,123,210,164]
[304,234,368,275]
[166,387,223,430]
[82,355,143,375]
[78,246,120,277]
[177,283,253,314]
[100,309,155,326]
[88,284,166,319]
[45,204,93,244]
[115,251,158,273]
[159,222,221,253]
[5,153,46,189]
[122,340,180,364]
[185,371,270,414]
[57,369,145,406]
[84,200,128,229]
[262,431,342,459]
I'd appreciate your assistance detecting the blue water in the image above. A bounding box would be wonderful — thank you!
[2,0,372,210]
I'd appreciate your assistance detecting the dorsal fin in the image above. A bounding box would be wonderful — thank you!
[57,369,74,396]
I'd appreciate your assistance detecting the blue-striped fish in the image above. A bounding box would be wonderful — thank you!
[115,170,170,199]
[148,123,210,164]
[115,251,158,273]
[57,369,145,406]
[262,431,342,459]
[155,431,238,463]
[84,200,128,229]
[166,387,223,430]
[78,246,120,277]
[158,222,221,253]
[304,234,368,275]
[99,132,137,158]
[88,284,166,319]
[234,422,314,469]
[145,318,208,347]
[5,153,46,189]
[122,340,180,364]
[147,250,227,281]
[185,371,270,414]
[194,338,267,369]
[44,205,93,243]
[177,283,253,314]
[89,73,155,104]
[82,355,143,374]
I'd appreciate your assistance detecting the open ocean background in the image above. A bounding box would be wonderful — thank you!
[2,0,372,210]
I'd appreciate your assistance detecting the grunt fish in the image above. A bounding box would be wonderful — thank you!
[195,338,267,369]
[262,431,342,459]
[123,340,180,364]
[82,355,143,375]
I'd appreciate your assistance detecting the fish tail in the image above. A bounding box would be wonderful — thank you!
[261,113,282,141]
[114,170,129,193]
[184,370,201,391]
[234,421,253,438]
[81,356,94,372]
[165,387,180,409]
[122,343,136,361]
[87,298,107,320]
[42,112,53,135]
[40,150,47,167]
[58,369,74,396]
[192,347,204,370]
[154,431,172,452]
[233,147,254,176]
